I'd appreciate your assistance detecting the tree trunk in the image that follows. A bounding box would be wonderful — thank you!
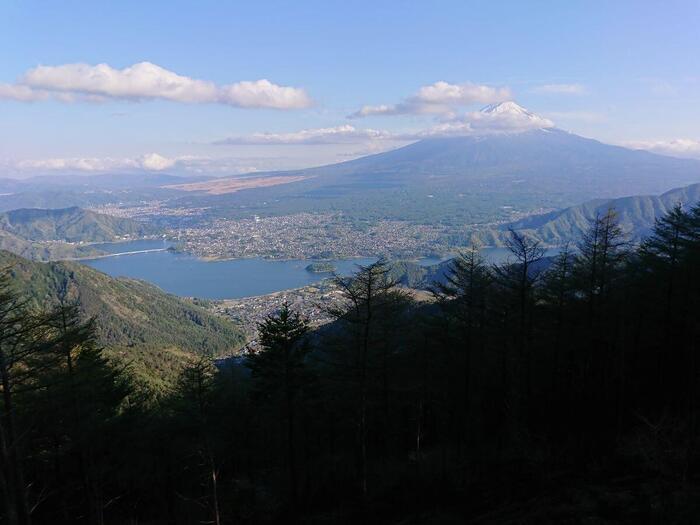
[0,353,30,525]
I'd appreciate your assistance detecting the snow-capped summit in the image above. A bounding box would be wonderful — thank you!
[417,101,555,139]
[480,100,531,115]
[473,101,555,134]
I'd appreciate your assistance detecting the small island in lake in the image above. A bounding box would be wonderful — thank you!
[305,262,336,273]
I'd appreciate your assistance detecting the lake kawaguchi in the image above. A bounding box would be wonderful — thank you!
[82,239,533,300]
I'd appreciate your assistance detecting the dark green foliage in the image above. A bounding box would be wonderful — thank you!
[305,262,336,273]
[0,250,245,392]
[5,205,700,523]
[0,275,130,525]
[26,304,131,524]
[247,304,314,511]
[247,303,313,404]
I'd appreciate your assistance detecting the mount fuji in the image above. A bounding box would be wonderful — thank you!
[173,102,700,224]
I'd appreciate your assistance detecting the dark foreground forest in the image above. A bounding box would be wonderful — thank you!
[2,204,700,524]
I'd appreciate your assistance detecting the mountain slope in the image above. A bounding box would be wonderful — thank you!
[473,182,700,246]
[1,251,245,390]
[171,104,700,224]
[0,206,154,242]
[0,229,102,261]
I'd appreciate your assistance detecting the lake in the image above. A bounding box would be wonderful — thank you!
[82,240,543,300]
[84,240,377,299]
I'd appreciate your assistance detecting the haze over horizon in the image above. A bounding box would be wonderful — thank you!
[2,0,700,179]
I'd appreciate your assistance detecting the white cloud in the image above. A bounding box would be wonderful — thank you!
[215,102,554,147]
[213,125,399,145]
[623,139,700,159]
[350,104,401,118]
[531,83,587,95]
[0,83,50,102]
[0,62,312,109]
[12,101,558,177]
[140,153,176,170]
[418,102,553,137]
[415,81,510,105]
[348,81,511,118]
[11,153,297,176]
[17,157,129,172]
[16,153,178,172]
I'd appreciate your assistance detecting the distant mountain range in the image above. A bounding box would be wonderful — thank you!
[0,172,204,193]
[0,206,154,242]
[0,206,158,260]
[2,103,699,242]
[1,250,245,391]
[0,173,202,212]
[387,180,700,289]
[472,182,700,247]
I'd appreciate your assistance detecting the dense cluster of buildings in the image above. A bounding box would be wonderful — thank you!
[89,201,207,219]
[212,280,343,351]
[172,213,453,260]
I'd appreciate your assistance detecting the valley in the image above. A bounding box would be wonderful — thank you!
[11,106,699,266]
[2,108,700,369]
[5,6,700,522]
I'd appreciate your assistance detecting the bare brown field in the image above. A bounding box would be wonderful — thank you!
[165,174,310,195]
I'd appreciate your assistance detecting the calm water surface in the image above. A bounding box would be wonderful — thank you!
[82,240,553,300]
[84,240,376,299]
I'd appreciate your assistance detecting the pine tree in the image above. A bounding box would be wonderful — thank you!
[36,302,129,525]
[0,266,41,525]
[247,302,312,511]
[434,248,492,438]
[173,354,222,525]
[329,260,411,499]
[492,228,546,406]
[575,208,628,324]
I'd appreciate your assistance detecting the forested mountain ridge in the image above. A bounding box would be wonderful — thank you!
[471,181,700,247]
[0,229,104,261]
[0,206,159,261]
[0,206,155,242]
[0,250,245,389]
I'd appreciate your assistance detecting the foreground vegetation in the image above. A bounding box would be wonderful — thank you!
[2,203,700,523]
[0,251,245,393]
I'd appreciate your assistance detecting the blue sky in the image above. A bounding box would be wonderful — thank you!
[1,0,699,177]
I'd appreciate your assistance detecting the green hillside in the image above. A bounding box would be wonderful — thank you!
[0,250,245,391]
[472,182,700,246]
[0,229,103,261]
[0,206,155,242]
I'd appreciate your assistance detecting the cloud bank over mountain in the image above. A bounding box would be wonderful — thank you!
[213,125,399,145]
[348,81,511,118]
[215,102,555,147]
[624,139,700,160]
[15,153,177,172]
